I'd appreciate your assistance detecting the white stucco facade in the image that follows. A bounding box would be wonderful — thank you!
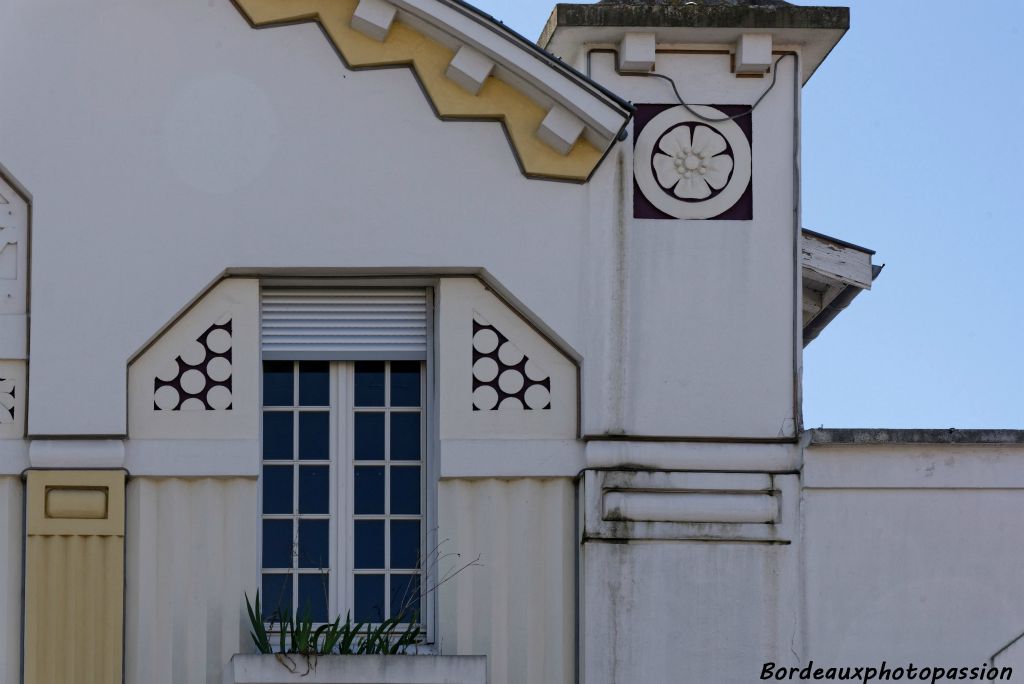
[1,1,1017,683]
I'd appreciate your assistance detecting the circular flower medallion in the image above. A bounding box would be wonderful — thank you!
[634,105,752,219]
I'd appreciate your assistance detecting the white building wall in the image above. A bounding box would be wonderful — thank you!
[125,477,258,684]
[0,476,22,684]
[803,444,1024,668]
[579,469,801,683]
[437,478,576,684]
[1,0,595,437]
[582,51,800,438]
[572,44,804,684]
[583,540,800,683]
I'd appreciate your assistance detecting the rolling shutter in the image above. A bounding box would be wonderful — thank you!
[261,288,429,360]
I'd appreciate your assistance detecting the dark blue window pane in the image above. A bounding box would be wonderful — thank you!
[390,362,421,407]
[354,574,385,623]
[261,574,292,621]
[390,521,420,569]
[262,465,293,514]
[298,574,329,623]
[299,362,330,406]
[262,520,293,568]
[299,412,329,460]
[262,412,293,460]
[354,413,385,460]
[299,466,329,514]
[354,520,385,569]
[298,520,329,569]
[390,574,421,622]
[390,413,420,461]
[390,467,420,515]
[354,466,385,515]
[263,361,293,406]
[354,362,385,407]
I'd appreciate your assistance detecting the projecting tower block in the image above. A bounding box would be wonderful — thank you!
[540,4,849,682]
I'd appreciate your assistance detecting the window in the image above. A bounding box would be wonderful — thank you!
[260,359,428,628]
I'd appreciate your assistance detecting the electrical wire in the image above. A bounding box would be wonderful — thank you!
[643,53,791,122]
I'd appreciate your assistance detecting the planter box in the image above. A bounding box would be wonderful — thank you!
[225,654,487,684]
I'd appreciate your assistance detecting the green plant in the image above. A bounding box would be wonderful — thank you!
[244,591,272,655]
[244,590,423,673]
[351,613,421,655]
[243,536,480,671]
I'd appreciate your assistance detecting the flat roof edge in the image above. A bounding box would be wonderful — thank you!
[802,228,875,256]
[808,428,1024,446]
[540,3,849,46]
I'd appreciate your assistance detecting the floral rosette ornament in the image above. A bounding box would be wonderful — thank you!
[653,125,734,200]
[634,105,752,220]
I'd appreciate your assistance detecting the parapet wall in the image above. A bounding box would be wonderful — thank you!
[803,431,1024,670]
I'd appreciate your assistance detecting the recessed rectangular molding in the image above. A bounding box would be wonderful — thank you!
[537,105,585,156]
[351,0,397,42]
[603,491,778,524]
[583,470,795,543]
[45,487,109,520]
[585,441,801,472]
[26,470,125,537]
[446,45,494,96]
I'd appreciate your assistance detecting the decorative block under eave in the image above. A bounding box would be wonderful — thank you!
[536,105,585,156]
[618,32,656,73]
[445,45,495,96]
[350,0,397,42]
[735,33,773,74]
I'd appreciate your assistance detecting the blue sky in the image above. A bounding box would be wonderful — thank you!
[473,0,1024,429]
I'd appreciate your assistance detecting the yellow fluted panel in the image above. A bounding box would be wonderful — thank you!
[233,0,605,182]
[24,470,125,684]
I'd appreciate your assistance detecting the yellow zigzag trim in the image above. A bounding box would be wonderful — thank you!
[233,0,604,182]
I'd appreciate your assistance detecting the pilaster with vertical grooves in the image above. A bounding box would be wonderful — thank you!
[23,470,125,684]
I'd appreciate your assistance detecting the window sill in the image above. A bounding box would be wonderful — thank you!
[225,653,487,684]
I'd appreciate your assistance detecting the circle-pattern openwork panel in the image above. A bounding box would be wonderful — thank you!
[634,105,752,220]
[0,377,14,423]
[471,313,550,411]
[153,319,233,411]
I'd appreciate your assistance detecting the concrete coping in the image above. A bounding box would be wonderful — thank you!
[808,428,1024,446]
[539,2,850,47]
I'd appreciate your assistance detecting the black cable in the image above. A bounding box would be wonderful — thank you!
[642,53,790,122]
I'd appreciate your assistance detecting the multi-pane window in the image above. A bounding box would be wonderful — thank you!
[351,361,423,623]
[260,360,426,626]
[261,361,333,623]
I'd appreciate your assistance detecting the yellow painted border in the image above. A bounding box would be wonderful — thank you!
[27,470,125,536]
[233,0,604,181]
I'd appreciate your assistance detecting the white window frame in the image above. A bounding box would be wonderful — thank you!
[338,361,428,627]
[257,285,438,643]
[259,361,338,622]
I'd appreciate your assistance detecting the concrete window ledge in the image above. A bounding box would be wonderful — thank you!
[225,654,487,684]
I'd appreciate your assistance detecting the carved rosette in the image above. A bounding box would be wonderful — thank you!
[634,105,752,220]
